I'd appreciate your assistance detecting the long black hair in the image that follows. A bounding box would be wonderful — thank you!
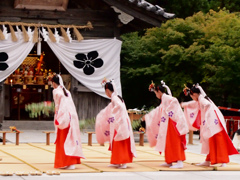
[190,86,200,95]
[190,85,210,101]
[155,85,166,93]
[52,75,68,97]
[104,82,123,102]
[104,82,114,92]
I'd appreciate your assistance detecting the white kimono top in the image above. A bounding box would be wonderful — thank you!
[95,93,137,157]
[145,93,189,152]
[182,94,227,154]
[53,86,85,158]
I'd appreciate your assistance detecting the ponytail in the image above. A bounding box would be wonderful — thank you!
[62,88,68,97]
[52,74,68,97]
[117,95,123,102]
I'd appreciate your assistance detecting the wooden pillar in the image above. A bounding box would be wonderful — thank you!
[16,132,20,145]
[139,133,144,146]
[2,132,6,145]
[188,130,193,144]
[88,133,92,146]
[114,19,121,39]
[46,133,50,145]
[17,92,20,120]
[0,82,4,123]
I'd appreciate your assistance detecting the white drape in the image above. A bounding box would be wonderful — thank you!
[0,27,122,99]
[46,37,122,98]
[0,30,35,82]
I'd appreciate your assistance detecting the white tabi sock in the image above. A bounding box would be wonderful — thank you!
[65,165,75,170]
[108,164,120,167]
[196,161,210,166]
[160,162,172,167]
[220,163,227,167]
[170,161,183,169]
[118,164,127,169]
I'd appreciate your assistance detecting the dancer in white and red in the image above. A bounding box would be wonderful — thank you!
[142,81,189,168]
[181,84,239,167]
[95,78,136,169]
[52,74,85,169]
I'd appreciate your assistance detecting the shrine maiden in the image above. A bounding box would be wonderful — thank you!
[142,81,189,168]
[52,74,84,169]
[181,84,238,167]
[95,79,136,169]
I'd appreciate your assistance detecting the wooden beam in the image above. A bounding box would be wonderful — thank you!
[14,0,69,11]
[0,6,114,22]
[20,18,59,25]
[0,5,117,38]
[0,1,161,36]
[57,19,114,26]
[0,17,21,22]
[0,6,116,32]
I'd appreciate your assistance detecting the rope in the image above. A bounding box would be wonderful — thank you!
[0,21,93,30]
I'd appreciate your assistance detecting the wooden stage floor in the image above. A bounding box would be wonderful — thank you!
[0,143,239,176]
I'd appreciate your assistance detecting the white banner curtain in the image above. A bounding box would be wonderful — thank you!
[45,37,122,99]
[0,30,35,82]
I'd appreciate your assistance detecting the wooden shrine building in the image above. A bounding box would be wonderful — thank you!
[0,0,174,122]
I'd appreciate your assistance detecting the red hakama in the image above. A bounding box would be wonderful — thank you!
[164,119,186,164]
[206,129,239,165]
[205,112,239,165]
[110,131,133,164]
[54,127,81,168]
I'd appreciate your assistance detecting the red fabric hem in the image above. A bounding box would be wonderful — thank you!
[54,127,82,168]
[165,119,186,164]
[110,130,133,164]
[205,111,239,165]
[215,110,239,156]
[54,158,81,169]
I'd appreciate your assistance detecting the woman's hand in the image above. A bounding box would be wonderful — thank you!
[141,115,145,121]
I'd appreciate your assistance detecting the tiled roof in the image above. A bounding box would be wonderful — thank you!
[128,0,175,19]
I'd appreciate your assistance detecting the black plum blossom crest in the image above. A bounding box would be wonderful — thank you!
[0,52,9,71]
[73,51,104,75]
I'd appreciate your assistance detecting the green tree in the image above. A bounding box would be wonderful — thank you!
[148,0,240,18]
[208,0,240,13]
[157,0,210,18]
[121,10,240,109]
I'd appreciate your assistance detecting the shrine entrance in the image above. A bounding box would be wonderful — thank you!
[3,41,69,120]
